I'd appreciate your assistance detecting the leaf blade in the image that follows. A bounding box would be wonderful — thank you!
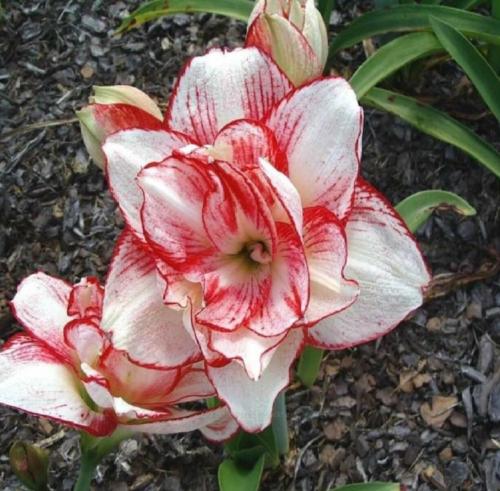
[329,5,500,57]
[350,32,443,98]
[430,16,500,121]
[218,454,266,491]
[116,0,254,33]
[396,190,476,232]
[361,87,500,178]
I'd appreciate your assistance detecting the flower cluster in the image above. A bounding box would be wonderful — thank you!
[0,0,430,441]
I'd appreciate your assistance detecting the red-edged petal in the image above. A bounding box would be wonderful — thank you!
[265,77,362,219]
[206,329,304,432]
[212,119,287,173]
[103,129,191,239]
[160,364,216,405]
[209,327,286,380]
[10,272,72,359]
[139,156,217,274]
[77,103,165,167]
[119,404,235,439]
[197,221,308,336]
[98,347,181,407]
[199,405,240,443]
[246,13,322,87]
[0,334,117,436]
[64,319,106,367]
[203,161,277,256]
[307,179,431,349]
[101,229,200,368]
[300,207,359,326]
[166,47,292,144]
[67,277,104,319]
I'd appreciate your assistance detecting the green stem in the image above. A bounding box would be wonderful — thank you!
[271,391,289,455]
[74,452,98,491]
[296,346,324,387]
[74,429,132,491]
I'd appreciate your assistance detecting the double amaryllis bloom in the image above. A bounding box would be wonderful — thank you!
[74,47,430,432]
[0,230,237,440]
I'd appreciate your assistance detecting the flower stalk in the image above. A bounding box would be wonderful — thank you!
[297,346,324,388]
[271,391,289,456]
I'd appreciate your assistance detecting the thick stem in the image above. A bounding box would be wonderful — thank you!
[271,391,289,456]
[296,346,324,388]
[74,429,132,491]
[73,453,98,491]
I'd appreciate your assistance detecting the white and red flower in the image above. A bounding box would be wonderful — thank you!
[246,0,328,87]
[0,230,237,440]
[78,47,430,432]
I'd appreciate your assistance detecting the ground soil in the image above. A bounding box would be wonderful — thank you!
[1,1,499,490]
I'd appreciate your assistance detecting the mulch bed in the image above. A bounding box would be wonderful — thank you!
[1,1,499,489]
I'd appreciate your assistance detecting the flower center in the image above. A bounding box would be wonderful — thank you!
[246,241,272,265]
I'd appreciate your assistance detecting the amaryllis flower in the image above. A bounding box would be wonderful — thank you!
[246,0,328,86]
[0,230,237,440]
[79,47,430,432]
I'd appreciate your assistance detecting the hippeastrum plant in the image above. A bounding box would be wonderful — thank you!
[77,46,430,435]
[246,0,328,86]
[0,229,237,489]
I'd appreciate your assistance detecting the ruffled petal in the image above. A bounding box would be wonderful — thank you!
[209,327,286,380]
[197,222,308,336]
[307,180,431,349]
[166,47,292,144]
[0,334,116,436]
[138,156,217,274]
[265,78,362,219]
[101,230,200,368]
[10,272,72,359]
[103,129,191,238]
[206,329,304,432]
[301,207,359,326]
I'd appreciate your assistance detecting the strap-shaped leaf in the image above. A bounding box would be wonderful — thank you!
[329,5,500,56]
[396,190,476,232]
[350,32,442,98]
[430,16,500,121]
[361,88,500,178]
[116,0,254,33]
[330,483,402,491]
[218,454,265,491]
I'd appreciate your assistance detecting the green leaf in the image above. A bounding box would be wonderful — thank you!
[396,190,476,232]
[350,32,442,98]
[330,483,402,491]
[488,0,500,73]
[329,5,500,57]
[225,427,280,468]
[430,16,500,120]
[116,0,253,33]
[296,346,324,387]
[448,0,486,8]
[218,454,266,491]
[318,0,336,25]
[361,87,500,178]
[331,484,401,491]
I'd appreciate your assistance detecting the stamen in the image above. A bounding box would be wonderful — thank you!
[247,242,272,265]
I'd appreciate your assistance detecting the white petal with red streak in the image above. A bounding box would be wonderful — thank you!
[301,207,359,326]
[103,129,190,238]
[207,329,304,432]
[139,157,216,274]
[101,230,200,368]
[167,47,292,144]
[0,334,116,436]
[266,78,362,219]
[11,273,72,358]
[209,327,286,380]
[308,180,431,348]
[120,404,235,439]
